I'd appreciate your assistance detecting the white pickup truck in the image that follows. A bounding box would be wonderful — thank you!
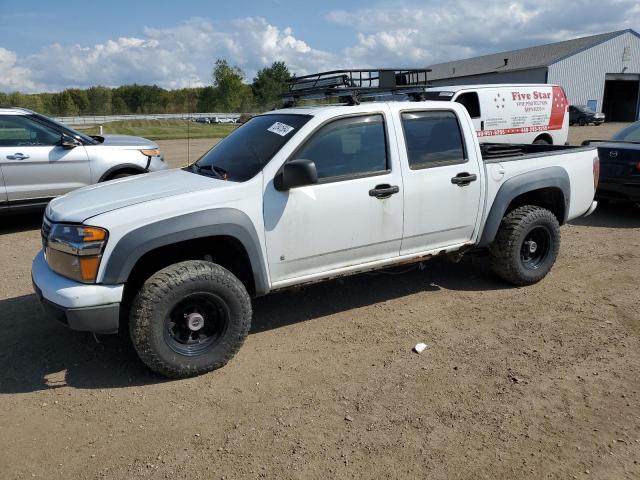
[32,99,599,378]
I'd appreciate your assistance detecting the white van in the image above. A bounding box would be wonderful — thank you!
[423,84,569,145]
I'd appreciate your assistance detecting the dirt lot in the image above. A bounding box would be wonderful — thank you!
[1,124,639,479]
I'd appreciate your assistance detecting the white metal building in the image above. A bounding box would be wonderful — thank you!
[427,30,640,121]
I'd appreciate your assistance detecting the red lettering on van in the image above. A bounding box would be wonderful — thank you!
[512,91,532,101]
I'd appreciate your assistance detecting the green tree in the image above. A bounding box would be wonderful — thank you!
[212,59,252,112]
[53,91,79,116]
[86,86,112,115]
[252,61,292,109]
[111,96,128,114]
[66,89,89,115]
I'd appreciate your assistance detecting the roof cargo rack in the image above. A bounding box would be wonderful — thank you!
[281,68,432,106]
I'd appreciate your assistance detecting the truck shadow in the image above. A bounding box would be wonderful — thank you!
[251,256,503,333]
[0,257,505,393]
[0,211,43,235]
[570,202,640,228]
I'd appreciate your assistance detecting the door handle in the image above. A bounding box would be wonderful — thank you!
[369,184,400,199]
[451,172,477,186]
[6,153,30,160]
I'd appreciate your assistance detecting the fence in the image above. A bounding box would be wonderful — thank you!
[53,112,241,127]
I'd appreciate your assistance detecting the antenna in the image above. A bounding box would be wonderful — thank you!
[186,80,191,167]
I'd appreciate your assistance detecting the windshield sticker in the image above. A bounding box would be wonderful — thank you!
[439,91,455,97]
[267,122,295,136]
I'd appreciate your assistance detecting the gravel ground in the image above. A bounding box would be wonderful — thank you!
[0,124,638,479]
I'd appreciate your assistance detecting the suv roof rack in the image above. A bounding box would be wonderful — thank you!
[281,68,432,106]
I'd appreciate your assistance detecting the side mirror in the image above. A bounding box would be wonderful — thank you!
[274,159,318,191]
[60,134,79,149]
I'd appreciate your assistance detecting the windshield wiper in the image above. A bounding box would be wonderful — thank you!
[192,164,229,180]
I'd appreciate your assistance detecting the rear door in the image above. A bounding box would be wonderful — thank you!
[393,106,483,255]
[0,115,90,204]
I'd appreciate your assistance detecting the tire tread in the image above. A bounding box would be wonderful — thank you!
[129,261,251,378]
[489,205,560,286]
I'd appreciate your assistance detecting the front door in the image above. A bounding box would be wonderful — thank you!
[264,111,404,286]
[0,114,90,203]
[395,109,483,255]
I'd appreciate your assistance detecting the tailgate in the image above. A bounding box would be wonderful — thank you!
[597,145,640,179]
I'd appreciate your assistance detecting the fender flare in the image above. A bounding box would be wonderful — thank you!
[98,164,147,182]
[477,166,570,247]
[100,208,270,295]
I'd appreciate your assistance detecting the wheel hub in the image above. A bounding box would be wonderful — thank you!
[165,292,231,357]
[185,312,205,331]
[525,240,538,254]
[520,226,551,270]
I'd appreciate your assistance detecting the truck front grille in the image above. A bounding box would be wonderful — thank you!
[41,217,52,249]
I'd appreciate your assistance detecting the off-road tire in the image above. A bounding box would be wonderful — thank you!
[129,260,252,378]
[489,206,560,286]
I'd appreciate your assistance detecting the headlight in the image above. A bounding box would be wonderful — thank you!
[44,224,108,283]
[140,148,161,157]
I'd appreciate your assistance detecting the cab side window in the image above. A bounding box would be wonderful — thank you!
[294,114,388,181]
[455,92,481,118]
[401,111,466,170]
[0,115,61,147]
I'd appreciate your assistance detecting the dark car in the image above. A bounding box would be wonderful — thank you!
[585,121,640,202]
[569,105,605,126]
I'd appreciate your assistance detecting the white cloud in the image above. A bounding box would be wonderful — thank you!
[1,17,337,92]
[0,47,43,92]
[1,3,638,93]
[328,0,640,67]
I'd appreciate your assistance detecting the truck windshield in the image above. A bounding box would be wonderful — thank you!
[577,105,595,114]
[192,114,311,182]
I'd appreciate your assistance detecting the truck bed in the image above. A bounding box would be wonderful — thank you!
[481,143,595,163]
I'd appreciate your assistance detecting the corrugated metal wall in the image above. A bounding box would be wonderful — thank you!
[548,31,640,114]
[429,68,547,86]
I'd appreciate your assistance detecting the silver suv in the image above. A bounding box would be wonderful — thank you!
[0,108,168,214]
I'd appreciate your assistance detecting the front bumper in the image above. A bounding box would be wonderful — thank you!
[148,155,169,172]
[31,251,123,333]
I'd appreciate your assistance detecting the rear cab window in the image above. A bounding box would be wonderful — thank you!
[400,110,467,169]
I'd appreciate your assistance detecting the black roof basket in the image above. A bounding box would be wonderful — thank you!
[281,68,432,106]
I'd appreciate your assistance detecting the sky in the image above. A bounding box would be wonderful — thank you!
[0,0,638,93]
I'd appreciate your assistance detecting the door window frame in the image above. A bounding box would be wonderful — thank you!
[0,114,63,148]
[399,109,469,170]
[284,112,392,185]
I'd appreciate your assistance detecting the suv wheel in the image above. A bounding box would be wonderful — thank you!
[489,206,560,286]
[130,260,252,378]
